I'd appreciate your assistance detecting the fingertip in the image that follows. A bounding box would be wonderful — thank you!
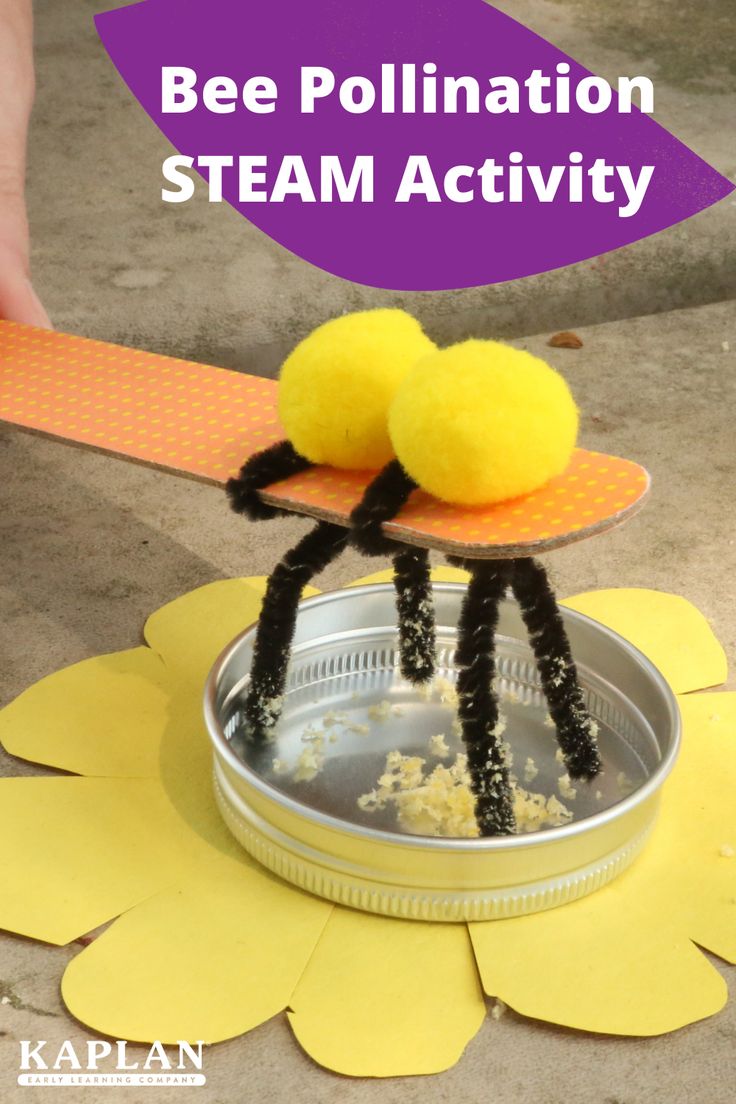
[0,276,52,329]
[26,282,53,329]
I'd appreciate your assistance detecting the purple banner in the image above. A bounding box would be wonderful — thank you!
[95,0,733,290]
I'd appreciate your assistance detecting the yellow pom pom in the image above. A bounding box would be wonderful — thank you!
[278,309,436,469]
[388,340,579,505]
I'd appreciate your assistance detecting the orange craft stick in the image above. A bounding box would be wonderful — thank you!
[0,320,649,558]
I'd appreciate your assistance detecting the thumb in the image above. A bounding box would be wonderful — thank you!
[0,187,51,329]
[0,269,51,328]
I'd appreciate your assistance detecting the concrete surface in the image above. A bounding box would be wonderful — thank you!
[26,0,736,374]
[1,299,735,1102]
[2,0,735,1098]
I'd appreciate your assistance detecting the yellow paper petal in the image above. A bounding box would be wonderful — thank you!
[561,589,727,694]
[143,577,319,690]
[288,909,485,1077]
[660,692,736,963]
[0,648,172,777]
[62,862,332,1044]
[0,778,188,945]
[470,895,726,1036]
[143,577,266,688]
[470,693,736,1036]
[347,564,470,587]
[3,569,733,1066]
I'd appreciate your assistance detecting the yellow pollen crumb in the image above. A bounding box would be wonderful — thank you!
[301,724,324,744]
[545,795,572,821]
[558,773,577,800]
[368,699,393,721]
[719,844,735,858]
[271,758,289,775]
[429,733,450,758]
[490,999,507,1021]
[357,789,380,811]
[523,757,538,783]
[260,696,283,727]
[294,743,325,782]
[435,676,459,707]
[322,710,349,727]
[555,747,565,764]
[357,751,573,837]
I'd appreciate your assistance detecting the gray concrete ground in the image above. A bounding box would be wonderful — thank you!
[1,300,735,1103]
[27,0,736,375]
[1,0,735,1101]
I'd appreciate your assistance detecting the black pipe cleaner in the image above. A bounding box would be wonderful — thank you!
[226,440,313,521]
[226,439,601,835]
[392,545,436,684]
[241,520,349,742]
[450,558,516,836]
[350,459,437,683]
[510,557,601,779]
[349,459,418,556]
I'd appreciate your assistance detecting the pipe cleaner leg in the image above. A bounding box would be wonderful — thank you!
[452,559,515,836]
[242,520,349,743]
[510,557,602,780]
[350,459,436,685]
[226,440,313,521]
[392,546,436,684]
[349,459,418,555]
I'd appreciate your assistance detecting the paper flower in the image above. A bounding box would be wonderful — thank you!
[0,571,733,1077]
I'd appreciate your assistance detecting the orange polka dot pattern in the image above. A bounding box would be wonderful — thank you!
[266,450,649,556]
[0,321,282,483]
[0,321,649,556]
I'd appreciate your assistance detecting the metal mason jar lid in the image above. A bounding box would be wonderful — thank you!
[204,583,680,922]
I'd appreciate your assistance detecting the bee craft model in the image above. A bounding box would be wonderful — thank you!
[227,309,642,836]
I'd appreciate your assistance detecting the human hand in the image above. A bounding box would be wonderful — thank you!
[0,182,50,328]
[0,0,50,328]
